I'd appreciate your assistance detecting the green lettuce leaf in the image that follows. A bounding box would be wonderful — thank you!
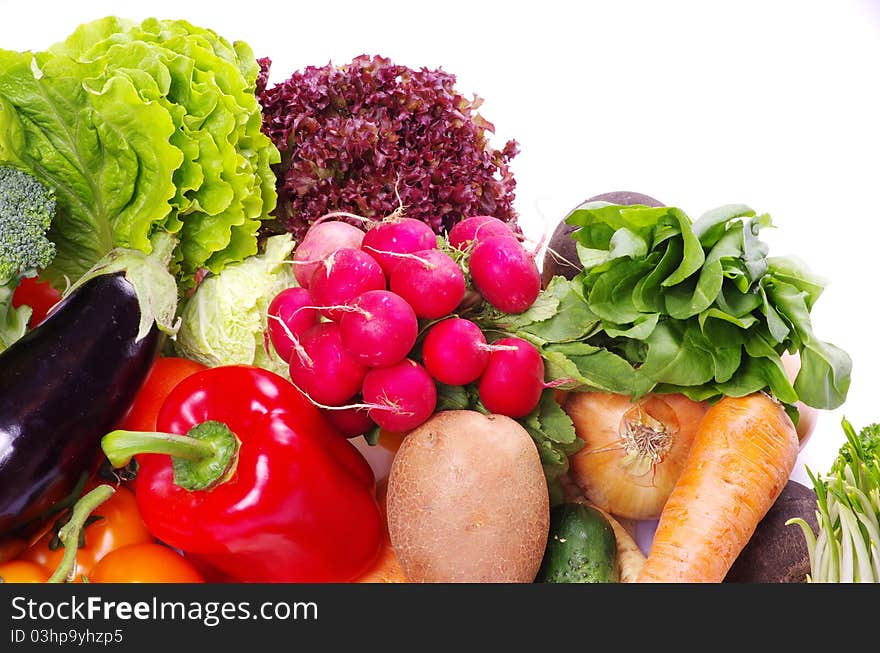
[0,17,279,286]
[0,49,181,284]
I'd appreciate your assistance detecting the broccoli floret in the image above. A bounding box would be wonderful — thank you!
[0,165,56,352]
[0,165,56,286]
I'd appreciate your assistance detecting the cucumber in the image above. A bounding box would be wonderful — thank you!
[537,503,620,583]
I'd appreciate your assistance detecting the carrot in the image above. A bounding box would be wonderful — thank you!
[637,392,799,583]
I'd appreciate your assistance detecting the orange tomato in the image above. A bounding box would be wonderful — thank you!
[89,543,204,583]
[20,484,152,581]
[0,560,50,583]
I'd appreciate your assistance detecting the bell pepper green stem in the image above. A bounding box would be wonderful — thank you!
[102,421,240,492]
[48,485,115,583]
[102,430,216,468]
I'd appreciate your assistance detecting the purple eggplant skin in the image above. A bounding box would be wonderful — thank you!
[0,272,162,537]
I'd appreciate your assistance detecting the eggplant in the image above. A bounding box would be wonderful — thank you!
[0,272,162,537]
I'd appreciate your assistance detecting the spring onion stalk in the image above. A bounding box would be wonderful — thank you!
[788,418,880,582]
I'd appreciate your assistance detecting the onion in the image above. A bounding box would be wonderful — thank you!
[564,392,709,520]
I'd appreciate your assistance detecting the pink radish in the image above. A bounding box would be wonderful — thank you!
[478,337,545,418]
[362,358,437,432]
[288,322,368,406]
[292,220,365,288]
[266,287,319,362]
[447,215,517,249]
[323,402,377,439]
[388,249,466,319]
[469,235,541,314]
[339,290,419,367]
[309,247,386,320]
[421,318,491,386]
[361,217,438,275]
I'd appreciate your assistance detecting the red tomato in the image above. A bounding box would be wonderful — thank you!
[90,543,205,583]
[117,357,208,432]
[0,560,50,583]
[11,275,62,327]
[20,484,153,581]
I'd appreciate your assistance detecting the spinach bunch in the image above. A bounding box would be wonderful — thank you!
[481,202,851,412]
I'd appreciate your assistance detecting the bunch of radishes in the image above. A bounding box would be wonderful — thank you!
[265,213,546,437]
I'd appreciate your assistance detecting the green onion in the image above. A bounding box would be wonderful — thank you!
[789,418,880,582]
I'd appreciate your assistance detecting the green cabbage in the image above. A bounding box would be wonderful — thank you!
[0,17,279,287]
[173,234,295,376]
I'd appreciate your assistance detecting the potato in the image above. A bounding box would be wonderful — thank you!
[542,190,664,287]
[724,480,819,583]
[386,410,549,582]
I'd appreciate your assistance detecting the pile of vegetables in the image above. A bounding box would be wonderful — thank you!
[0,13,868,586]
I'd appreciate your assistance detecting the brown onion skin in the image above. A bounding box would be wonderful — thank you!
[564,392,709,521]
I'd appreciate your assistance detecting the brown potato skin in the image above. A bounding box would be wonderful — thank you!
[387,410,550,583]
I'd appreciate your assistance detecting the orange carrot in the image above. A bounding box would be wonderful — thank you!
[637,392,799,583]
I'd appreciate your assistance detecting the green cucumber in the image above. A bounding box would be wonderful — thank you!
[537,503,620,583]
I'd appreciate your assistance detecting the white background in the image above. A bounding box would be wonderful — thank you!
[2,0,879,492]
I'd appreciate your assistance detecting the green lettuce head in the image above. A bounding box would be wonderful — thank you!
[0,17,279,288]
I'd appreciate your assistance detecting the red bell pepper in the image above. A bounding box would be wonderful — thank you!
[101,365,383,583]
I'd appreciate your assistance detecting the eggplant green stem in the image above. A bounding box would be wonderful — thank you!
[48,485,115,583]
